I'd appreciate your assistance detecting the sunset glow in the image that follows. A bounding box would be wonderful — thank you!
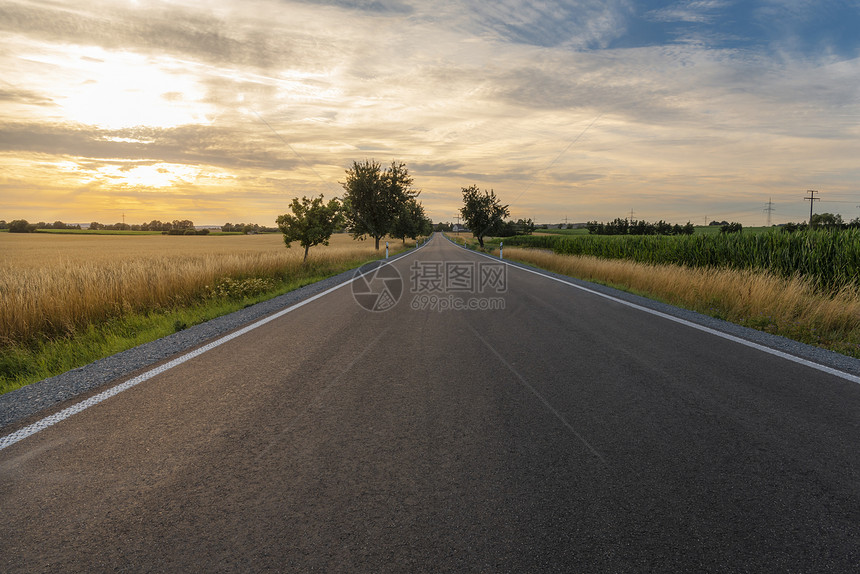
[1,0,859,226]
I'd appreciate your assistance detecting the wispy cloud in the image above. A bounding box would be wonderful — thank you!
[0,0,858,225]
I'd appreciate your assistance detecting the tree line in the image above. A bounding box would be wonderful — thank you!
[1,218,207,233]
[586,218,696,236]
[1,220,82,232]
[782,213,860,232]
[0,218,279,234]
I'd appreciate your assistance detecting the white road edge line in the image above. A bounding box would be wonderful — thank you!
[446,235,860,386]
[0,240,430,452]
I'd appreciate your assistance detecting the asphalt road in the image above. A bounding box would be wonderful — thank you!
[2,233,859,572]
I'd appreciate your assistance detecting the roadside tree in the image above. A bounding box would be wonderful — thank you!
[341,160,417,250]
[276,194,343,262]
[460,185,509,248]
[391,198,432,244]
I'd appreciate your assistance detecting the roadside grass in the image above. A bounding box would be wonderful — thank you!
[0,272,340,395]
[443,233,860,359]
[0,233,412,394]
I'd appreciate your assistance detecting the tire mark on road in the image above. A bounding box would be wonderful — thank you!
[466,322,608,465]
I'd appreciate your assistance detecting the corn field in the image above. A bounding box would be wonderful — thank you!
[503,229,860,292]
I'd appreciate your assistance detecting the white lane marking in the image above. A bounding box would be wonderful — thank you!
[446,235,860,386]
[0,240,432,452]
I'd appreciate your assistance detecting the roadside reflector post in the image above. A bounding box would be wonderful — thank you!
[500,241,503,259]
[386,242,389,259]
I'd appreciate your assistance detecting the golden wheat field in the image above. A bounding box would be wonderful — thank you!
[0,232,403,345]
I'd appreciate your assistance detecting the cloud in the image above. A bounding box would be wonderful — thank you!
[0,122,307,172]
[1,0,859,225]
[461,0,632,48]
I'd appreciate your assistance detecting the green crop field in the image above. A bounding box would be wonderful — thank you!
[503,228,860,292]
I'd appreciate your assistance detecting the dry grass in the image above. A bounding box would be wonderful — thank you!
[504,247,860,357]
[0,232,408,345]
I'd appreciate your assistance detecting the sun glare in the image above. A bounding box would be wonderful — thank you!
[93,163,202,188]
[55,47,212,129]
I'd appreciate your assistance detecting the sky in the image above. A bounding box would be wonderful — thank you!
[1,0,859,227]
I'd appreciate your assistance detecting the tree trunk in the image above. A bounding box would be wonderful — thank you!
[375,236,380,250]
[303,245,309,262]
[477,235,484,248]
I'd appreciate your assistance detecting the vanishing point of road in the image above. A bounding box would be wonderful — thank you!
[2,233,858,572]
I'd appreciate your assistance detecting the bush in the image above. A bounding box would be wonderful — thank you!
[8,219,34,233]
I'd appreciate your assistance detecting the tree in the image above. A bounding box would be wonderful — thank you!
[341,160,417,250]
[276,194,343,262]
[8,219,32,233]
[459,185,509,248]
[391,198,432,244]
[810,213,843,229]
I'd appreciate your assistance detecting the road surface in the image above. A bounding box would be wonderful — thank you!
[2,233,859,572]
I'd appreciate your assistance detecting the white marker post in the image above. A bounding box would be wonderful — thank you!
[499,241,503,260]
[386,241,389,259]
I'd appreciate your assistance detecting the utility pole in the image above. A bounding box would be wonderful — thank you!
[805,190,819,223]
[763,198,774,226]
[628,208,635,222]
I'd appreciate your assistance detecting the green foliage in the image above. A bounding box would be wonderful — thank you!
[495,218,535,237]
[504,228,860,292]
[8,219,34,233]
[460,185,510,247]
[341,160,417,249]
[206,277,276,299]
[276,194,343,261]
[810,212,843,229]
[587,218,695,236]
[391,198,432,243]
[720,222,743,234]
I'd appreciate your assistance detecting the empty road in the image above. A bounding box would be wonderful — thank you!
[2,233,859,572]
